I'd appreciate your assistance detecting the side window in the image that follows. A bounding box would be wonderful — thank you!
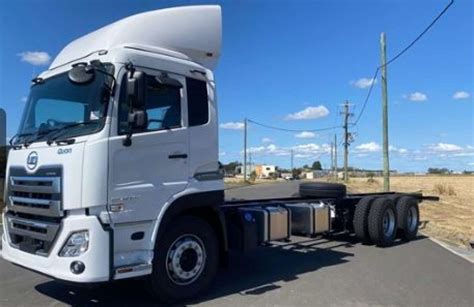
[145,76,182,130]
[118,74,182,134]
[186,78,209,126]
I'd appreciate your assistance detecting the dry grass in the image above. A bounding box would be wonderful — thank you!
[343,175,474,248]
[433,183,456,196]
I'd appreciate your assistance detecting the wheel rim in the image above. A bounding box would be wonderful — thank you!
[382,208,396,238]
[166,234,206,286]
[407,206,418,232]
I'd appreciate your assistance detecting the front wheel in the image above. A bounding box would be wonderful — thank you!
[147,216,219,303]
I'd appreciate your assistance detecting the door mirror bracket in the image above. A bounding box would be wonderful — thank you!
[123,67,147,147]
[123,109,148,147]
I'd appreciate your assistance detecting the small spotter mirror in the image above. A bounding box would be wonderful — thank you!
[68,64,95,84]
[156,73,182,88]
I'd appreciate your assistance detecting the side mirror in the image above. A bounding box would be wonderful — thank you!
[126,70,146,109]
[123,109,148,147]
[128,109,148,130]
[68,64,95,84]
[156,73,182,88]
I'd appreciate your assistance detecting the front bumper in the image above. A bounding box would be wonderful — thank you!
[2,214,110,283]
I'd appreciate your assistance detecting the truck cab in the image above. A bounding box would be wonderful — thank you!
[2,5,225,299]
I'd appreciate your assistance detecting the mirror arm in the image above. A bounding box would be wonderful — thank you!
[125,61,136,78]
[123,132,132,147]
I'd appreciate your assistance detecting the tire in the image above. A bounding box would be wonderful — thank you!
[299,182,346,198]
[353,197,377,244]
[388,194,403,204]
[147,216,219,303]
[396,196,419,241]
[368,197,397,247]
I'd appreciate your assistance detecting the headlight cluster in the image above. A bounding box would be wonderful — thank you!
[59,231,89,257]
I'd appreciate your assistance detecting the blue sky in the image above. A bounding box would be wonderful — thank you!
[0,0,472,172]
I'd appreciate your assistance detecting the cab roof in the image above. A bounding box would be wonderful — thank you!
[50,5,222,71]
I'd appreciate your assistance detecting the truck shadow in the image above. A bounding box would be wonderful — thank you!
[34,234,426,306]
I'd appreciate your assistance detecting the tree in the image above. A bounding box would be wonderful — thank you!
[249,171,257,182]
[292,168,303,178]
[222,161,241,175]
[311,161,322,170]
[428,168,450,175]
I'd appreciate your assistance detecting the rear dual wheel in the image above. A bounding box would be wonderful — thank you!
[353,196,377,244]
[368,198,398,247]
[354,196,419,247]
[396,196,419,241]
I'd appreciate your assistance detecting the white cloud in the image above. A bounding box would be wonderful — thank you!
[452,152,474,157]
[389,145,408,154]
[418,143,474,160]
[294,154,312,158]
[246,144,290,157]
[219,122,244,130]
[285,106,329,120]
[295,131,316,139]
[245,142,331,158]
[452,91,470,100]
[355,142,381,153]
[262,137,272,143]
[17,51,51,66]
[414,156,428,161]
[350,78,377,89]
[291,143,331,156]
[427,143,462,152]
[406,92,427,102]
[219,152,226,156]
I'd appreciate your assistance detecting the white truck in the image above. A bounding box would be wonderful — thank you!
[2,5,436,303]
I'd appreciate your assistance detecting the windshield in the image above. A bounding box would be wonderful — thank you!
[13,63,114,146]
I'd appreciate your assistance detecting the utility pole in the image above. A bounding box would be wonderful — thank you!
[341,100,353,183]
[330,141,334,177]
[334,134,338,181]
[243,118,248,182]
[290,149,294,173]
[381,32,390,191]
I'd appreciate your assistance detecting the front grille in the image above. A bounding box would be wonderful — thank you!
[6,167,63,256]
[8,176,62,217]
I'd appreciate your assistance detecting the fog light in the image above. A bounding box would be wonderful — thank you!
[70,261,85,274]
[59,231,89,257]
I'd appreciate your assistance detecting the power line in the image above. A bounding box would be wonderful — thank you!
[352,0,454,126]
[352,68,379,125]
[247,118,341,133]
[384,0,454,67]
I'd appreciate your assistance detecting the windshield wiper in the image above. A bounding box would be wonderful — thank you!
[46,121,99,145]
[23,128,59,147]
[9,132,35,149]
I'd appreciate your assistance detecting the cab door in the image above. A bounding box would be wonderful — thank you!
[107,69,189,224]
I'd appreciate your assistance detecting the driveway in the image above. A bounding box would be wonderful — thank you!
[0,182,472,306]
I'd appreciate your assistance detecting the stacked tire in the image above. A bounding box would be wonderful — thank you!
[353,195,419,247]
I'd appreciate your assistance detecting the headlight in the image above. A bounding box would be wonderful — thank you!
[59,231,89,257]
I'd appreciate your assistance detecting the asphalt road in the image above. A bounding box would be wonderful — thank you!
[1,181,473,306]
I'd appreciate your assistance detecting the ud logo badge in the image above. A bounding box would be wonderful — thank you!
[26,151,39,170]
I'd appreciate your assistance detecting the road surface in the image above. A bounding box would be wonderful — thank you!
[0,181,472,306]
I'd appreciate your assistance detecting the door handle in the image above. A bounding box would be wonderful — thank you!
[168,154,188,159]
